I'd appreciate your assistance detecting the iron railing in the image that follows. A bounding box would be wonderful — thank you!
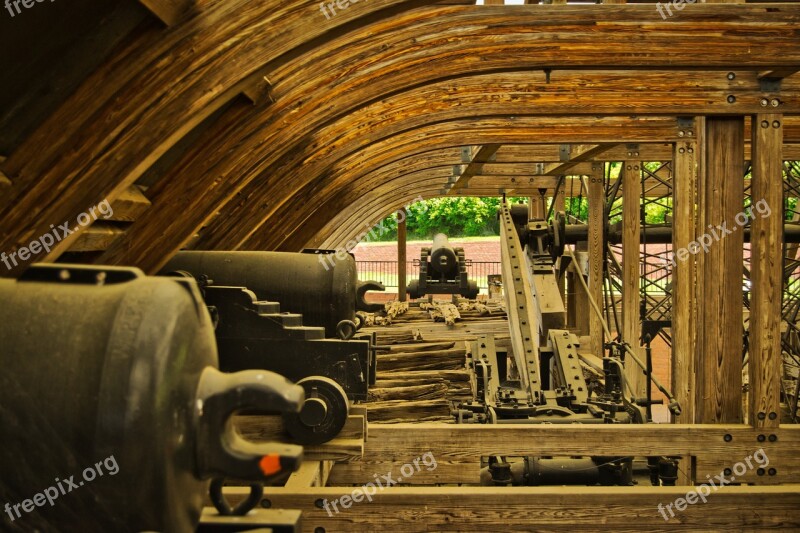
[356,260,501,292]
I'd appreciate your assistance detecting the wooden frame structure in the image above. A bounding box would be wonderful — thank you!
[1,1,800,530]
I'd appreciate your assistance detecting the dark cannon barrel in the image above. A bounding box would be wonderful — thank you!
[0,265,303,532]
[430,233,458,275]
[161,251,382,338]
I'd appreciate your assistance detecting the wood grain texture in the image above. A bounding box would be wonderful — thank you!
[749,113,784,428]
[698,117,744,424]
[672,140,698,424]
[587,164,605,357]
[622,161,646,398]
[234,485,800,532]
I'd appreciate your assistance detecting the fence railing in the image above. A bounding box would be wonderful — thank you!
[356,260,502,292]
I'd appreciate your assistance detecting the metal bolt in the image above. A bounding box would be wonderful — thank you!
[723,434,733,442]
[688,147,694,154]
[769,411,778,420]
[727,72,736,80]
[724,468,732,476]
[771,98,781,107]
[757,468,766,476]
[760,98,769,107]
[768,434,777,442]
[261,499,272,509]
[757,434,766,442]
[679,148,685,154]
[758,412,766,420]
[727,95,736,104]
[768,468,777,476]
[678,130,685,137]
[761,120,770,129]
[773,121,781,129]
[314,499,326,509]
[687,131,694,137]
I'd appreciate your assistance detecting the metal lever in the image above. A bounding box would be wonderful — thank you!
[194,367,304,482]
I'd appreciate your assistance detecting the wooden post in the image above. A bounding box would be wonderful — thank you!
[749,114,783,428]
[398,208,408,302]
[672,140,698,425]
[698,117,744,424]
[622,161,645,399]
[588,164,605,357]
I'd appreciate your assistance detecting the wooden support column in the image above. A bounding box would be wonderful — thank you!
[622,161,645,399]
[749,114,784,428]
[398,208,408,302]
[588,164,605,357]
[672,140,698,424]
[699,117,745,424]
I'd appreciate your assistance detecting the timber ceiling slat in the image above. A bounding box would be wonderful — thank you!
[201,116,686,252]
[2,4,800,274]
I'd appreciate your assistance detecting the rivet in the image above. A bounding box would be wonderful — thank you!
[771,98,781,107]
[761,120,770,129]
[727,72,736,80]
[724,468,732,476]
[678,130,685,137]
[769,411,778,420]
[727,95,736,104]
[768,468,777,476]
[679,148,685,154]
[768,434,777,442]
[760,98,769,107]
[757,468,766,476]
[723,434,733,442]
[688,148,694,154]
[772,121,781,129]
[757,434,766,442]
[757,412,766,420]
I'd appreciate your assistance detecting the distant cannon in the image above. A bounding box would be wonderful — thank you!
[407,233,479,299]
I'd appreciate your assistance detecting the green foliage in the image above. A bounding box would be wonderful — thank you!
[369,197,526,242]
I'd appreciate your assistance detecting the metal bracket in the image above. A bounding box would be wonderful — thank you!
[759,77,782,93]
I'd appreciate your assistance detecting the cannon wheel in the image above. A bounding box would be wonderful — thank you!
[282,376,350,445]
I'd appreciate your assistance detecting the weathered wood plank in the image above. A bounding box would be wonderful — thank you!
[622,160,645,399]
[69,222,125,252]
[107,185,151,222]
[672,140,698,424]
[698,117,744,424]
[587,165,605,357]
[361,424,799,461]
[749,113,784,428]
[241,485,800,532]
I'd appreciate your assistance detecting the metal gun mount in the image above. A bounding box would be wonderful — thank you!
[454,203,680,486]
[455,203,642,426]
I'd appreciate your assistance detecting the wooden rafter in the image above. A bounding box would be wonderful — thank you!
[448,144,501,193]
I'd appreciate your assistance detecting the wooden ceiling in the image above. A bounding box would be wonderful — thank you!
[0,1,799,275]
